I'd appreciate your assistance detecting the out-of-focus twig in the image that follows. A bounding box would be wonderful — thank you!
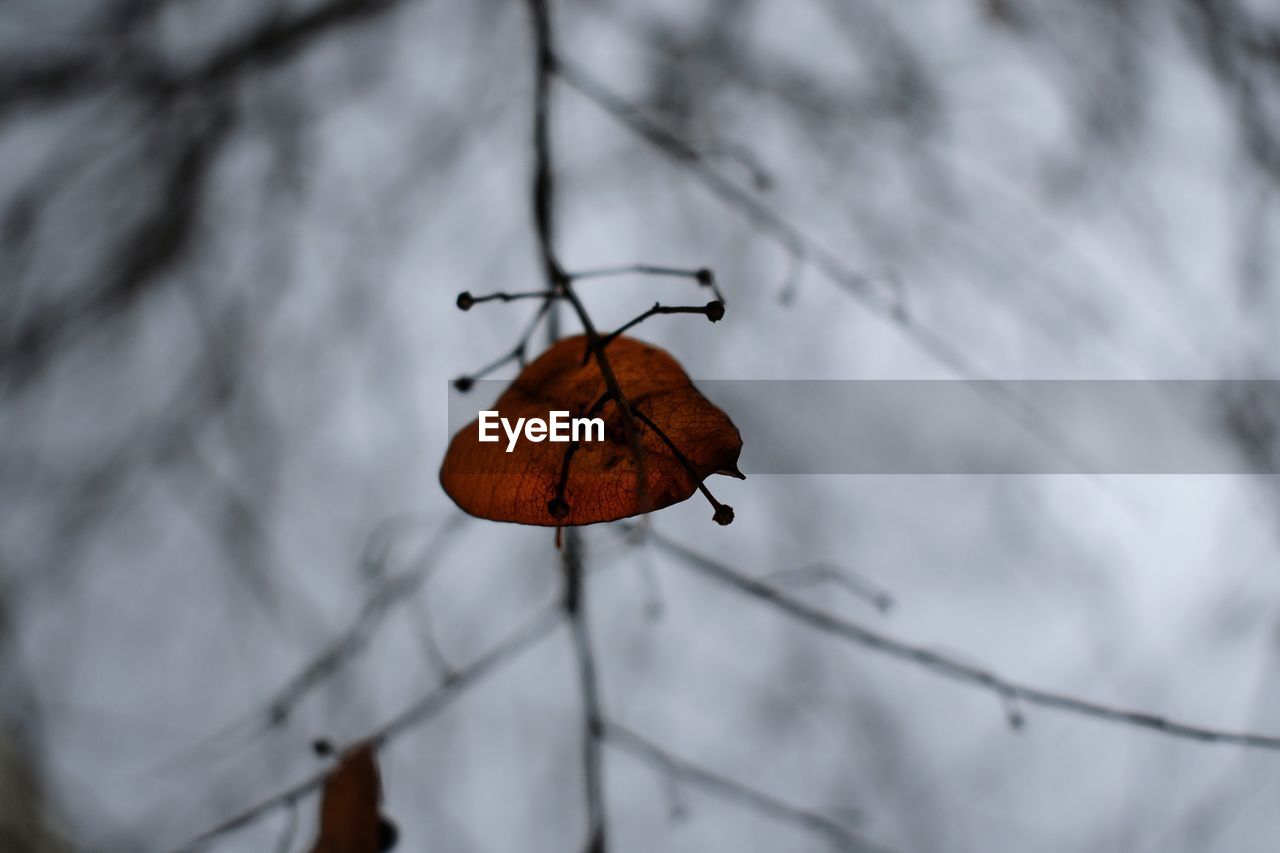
[176,604,563,852]
[604,720,889,853]
[0,0,411,392]
[260,517,466,727]
[556,58,1112,484]
[0,0,405,118]
[563,529,607,853]
[643,527,1280,752]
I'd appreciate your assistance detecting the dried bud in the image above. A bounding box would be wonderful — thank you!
[456,291,475,311]
[378,817,399,852]
[547,497,571,520]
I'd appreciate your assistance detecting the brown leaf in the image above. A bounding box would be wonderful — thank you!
[310,743,396,853]
[440,334,742,526]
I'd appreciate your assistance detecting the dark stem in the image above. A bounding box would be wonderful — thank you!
[456,289,556,310]
[570,263,725,301]
[525,0,648,515]
[562,529,607,852]
[628,403,735,526]
[453,299,554,390]
[524,3,611,850]
[549,392,611,519]
[598,301,723,351]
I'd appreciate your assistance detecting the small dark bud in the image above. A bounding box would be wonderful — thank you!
[1007,710,1025,731]
[695,268,713,286]
[453,376,474,392]
[705,300,725,322]
[378,816,400,851]
[548,497,570,520]
[456,291,474,311]
[312,738,334,757]
[713,504,734,526]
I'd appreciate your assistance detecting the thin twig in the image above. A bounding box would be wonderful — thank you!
[456,289,556,309]
[642,528,1280,751]
[604,721,888,853]
[556,58,1107,483]
[175,604,563,852]
[570,264,725,301]
[453,299,554,390]
[764,562,894,614]
[599,301,723,348]
[261,517,464,726]
[271,802,298,853]
[524,4,612,850]
[628,404,736,526]
[1,0,404,385]
[525,0,650,518]
[563,530,608,852]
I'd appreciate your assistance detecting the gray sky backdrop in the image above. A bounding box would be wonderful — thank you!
[4,0,1280,851]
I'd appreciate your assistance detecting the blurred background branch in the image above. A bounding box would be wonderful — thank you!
[5,0,1280,850]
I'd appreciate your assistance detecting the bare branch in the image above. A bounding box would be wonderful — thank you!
[600,300,724,348]
[523,0,653,518]
[557,58,1109,484]
[259,517,465,727]
[642,528,1280,752]
[763,562,894,614]
[604,721,889,853]
[176,604,563,851]
[563,530,608,852]
[627,403,736,526]
[452,299,555,391]
[2,101,236,389]
[569,264,725,301]
[194,0,400,86]
[523,3,612,849]
[0,0,406,121]
[456,289,557,310]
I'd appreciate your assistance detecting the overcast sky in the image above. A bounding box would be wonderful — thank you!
[4,1,1280,851]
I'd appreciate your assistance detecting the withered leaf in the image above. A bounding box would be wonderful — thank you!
[310,743,397,853]
[440,334,742,526]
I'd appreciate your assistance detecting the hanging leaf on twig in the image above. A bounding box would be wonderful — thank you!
[441,334,743,526]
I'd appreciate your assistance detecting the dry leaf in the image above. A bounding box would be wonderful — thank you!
[310,743,397,853]
[440,334,742,526]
